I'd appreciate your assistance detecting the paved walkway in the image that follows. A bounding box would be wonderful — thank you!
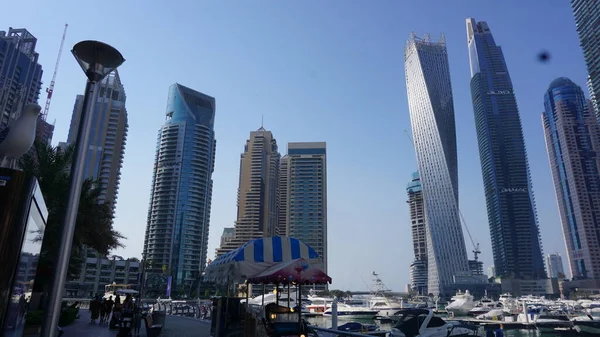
[61,310,211,337]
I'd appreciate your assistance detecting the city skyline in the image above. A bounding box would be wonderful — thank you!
[1,0,590,290]
[466,18,546,279]
[405,33,470,296]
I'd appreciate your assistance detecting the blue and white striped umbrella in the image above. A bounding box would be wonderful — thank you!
[204,236,320,285]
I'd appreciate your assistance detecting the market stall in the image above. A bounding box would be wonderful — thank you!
[248,257,331,337]
[204,236,322,286]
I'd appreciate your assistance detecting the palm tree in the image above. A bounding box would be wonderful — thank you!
[20,142,124,289]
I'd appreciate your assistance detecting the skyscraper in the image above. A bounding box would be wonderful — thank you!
[404,33,470,295]
[0,28,48,141]
[571,0,600,116]
[542,77,600,280]
[67,70,128,205]
[546,253,566,279]
[217,127,280,255]
[143,83,216,293]
[278,155,289,236]
[285,142,327,274]
[407,171,427,295]
[466,18,546,279]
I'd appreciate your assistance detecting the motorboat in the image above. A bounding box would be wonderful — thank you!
[368,271,407,317]
[369,296,405,317]
[323,303,378,319]
[498,293,520,315]
[304,295,333,315]
[468,293,502,317]
[534,313,573,333]
[572,308,600,335]
[390,309,478,337]
[475,309,505,321]
[445,290,475,316]
[337,322,378,333]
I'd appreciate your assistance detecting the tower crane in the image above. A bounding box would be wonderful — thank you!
[403,129,481,261]
[42,24,68,121]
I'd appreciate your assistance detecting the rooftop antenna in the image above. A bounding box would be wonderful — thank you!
[261,114,264,128]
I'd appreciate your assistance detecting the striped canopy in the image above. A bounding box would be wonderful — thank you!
[203,236,320,285]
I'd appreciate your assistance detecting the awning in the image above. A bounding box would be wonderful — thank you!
[203,236,320,285]
[248,258,331,285]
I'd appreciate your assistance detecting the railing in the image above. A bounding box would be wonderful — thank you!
[309,326,391,336]
[61,298,213,320]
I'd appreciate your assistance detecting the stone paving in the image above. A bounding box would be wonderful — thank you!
[61,310,211,337]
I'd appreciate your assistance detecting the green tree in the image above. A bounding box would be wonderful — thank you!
[20,142,125,289]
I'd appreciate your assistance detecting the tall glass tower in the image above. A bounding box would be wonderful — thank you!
[543,77,600,280]
[571,0,600,117]
[466,18,545,279]
[405,33,470,296]
[143,83,216,295]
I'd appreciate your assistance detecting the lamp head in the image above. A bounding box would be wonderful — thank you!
[72,40,125,82]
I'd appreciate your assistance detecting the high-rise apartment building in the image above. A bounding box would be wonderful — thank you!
[571,0,600,116]
[67,70,128,205]
[546,253,566,279]
[217,128,280,255]
[404,33,470,295]
[143,83,216,293]
[285,142,327,273]
[0,28,53,144]
[542,77,600,280]
[466,18,546,279]
[277,156,289,236]
[219,228,234,248]
[407,171,427,295]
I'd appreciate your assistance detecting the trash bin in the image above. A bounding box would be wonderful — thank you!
[152,310,167,328]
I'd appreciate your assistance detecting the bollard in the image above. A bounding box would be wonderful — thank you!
[331,298,338,330]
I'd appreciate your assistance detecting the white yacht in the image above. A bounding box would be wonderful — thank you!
[323,303,378,319]
[304,295,333,315]
[468,292,502,317]
[368,272,406,317]
[498,293,519,314]
[445,290,475,316]
[390,309,477,337]
[369,296,405,317]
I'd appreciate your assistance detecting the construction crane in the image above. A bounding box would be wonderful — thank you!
[42,23,68,121]
[403,129,481,261]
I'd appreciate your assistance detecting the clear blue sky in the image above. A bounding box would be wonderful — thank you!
[2,0,588,291]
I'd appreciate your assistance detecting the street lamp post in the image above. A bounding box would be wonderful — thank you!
[41,41,124,337]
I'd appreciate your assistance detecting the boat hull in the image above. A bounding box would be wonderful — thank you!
[574,321,600,334]
[323,311,378,319]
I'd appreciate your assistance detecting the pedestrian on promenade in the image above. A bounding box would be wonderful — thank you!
[90,296,101,323]
[133,304,142,336]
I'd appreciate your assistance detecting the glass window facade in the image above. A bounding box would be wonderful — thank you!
[571,0,600,117]
[542,77,600,280]
[466,19,546,280]
[143,84,216,294]
[405,34,470,296]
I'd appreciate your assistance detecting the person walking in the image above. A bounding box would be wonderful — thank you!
[133,304,142,337]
